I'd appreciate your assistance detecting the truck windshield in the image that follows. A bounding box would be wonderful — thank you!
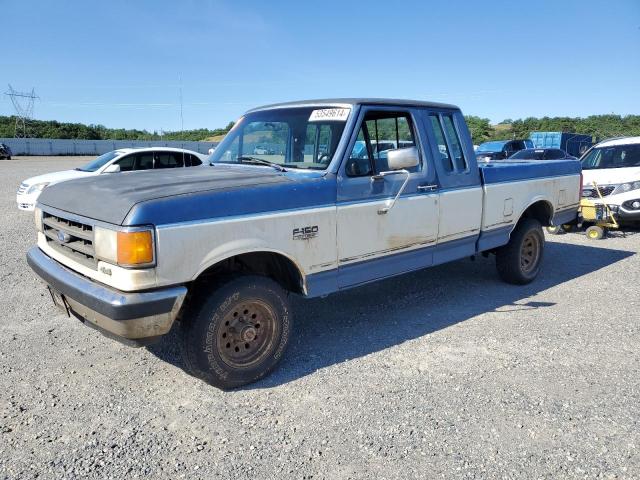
[477,141,506,152]
[209,107,350,170]
[581,144,640,170]
[76,151,121,172]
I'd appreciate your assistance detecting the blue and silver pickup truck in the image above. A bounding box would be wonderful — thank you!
[27,99,581,388]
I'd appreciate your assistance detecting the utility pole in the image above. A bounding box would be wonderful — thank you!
[5,85,38,138]
[179,75,184,133]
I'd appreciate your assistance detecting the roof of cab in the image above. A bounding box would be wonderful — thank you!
[247,98,459,112]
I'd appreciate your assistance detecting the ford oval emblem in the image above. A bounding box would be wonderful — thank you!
[57,231,72,243]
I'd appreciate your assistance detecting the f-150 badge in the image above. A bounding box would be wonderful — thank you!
[293,226,318,240]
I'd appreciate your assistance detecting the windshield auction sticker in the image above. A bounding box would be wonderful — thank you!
[309,108,351,122]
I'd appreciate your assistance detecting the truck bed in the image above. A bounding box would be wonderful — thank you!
[476,159,582,251]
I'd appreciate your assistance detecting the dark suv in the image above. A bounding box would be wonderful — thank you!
[0,143,12,160]
[475,139,533,161]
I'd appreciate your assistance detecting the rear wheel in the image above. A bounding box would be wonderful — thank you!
[179,275,292,389]
[496,218,545,285]
[546,225,563,235]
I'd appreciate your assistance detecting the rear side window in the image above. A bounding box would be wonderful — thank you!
[429,115,453,172]
[189,154,202,166]
[155,152,185,168]
[135,153,154,170]
[441,115,468,171]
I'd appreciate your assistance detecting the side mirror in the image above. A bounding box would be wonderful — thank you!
[387,146,419,170]
[103,164,120,173]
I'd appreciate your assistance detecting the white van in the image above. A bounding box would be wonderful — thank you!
[581,137,640,225]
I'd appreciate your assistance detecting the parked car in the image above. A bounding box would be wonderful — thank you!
[476,139,534,162]
[16,147,207,211]
[26,98,580,389]
[0,143,13,160]
[580,136,640,226]
[253,145,275,155]
[509,148,576,160]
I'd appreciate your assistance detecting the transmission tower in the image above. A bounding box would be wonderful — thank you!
[4,84,39,138]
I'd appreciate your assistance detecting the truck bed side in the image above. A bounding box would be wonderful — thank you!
[477,160,582,251]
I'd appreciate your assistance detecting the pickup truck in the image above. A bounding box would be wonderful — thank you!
[27,98,582,389]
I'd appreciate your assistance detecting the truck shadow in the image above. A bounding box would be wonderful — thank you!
[147,241,634,389]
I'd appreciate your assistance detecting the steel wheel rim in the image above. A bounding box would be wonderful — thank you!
[217,299,277,369]
[520,233,540,273]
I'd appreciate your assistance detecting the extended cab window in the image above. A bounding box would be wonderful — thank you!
[429,113,469,173]
[347,111,418,177]
[429,115,453,172]
[441,115,468,171]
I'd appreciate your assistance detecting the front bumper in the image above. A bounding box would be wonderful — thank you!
[27,247,187,344]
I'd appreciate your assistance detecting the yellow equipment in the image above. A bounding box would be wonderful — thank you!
[579,182,620,240]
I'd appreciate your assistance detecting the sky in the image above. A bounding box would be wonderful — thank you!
[2,0,639,132]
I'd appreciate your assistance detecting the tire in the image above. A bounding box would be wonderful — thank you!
[546,225,562,235]
[179,275,292,389]
[585,225,605,240]
[496,218,545,285]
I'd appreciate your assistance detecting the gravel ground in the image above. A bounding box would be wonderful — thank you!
[1,156,639,479]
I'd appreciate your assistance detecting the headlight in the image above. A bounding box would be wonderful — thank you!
[612,181,640,195]
[94,226,155,268]
[26,182,49,194]
[34,207,43,232]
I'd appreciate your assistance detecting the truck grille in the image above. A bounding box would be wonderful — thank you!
[17,183,28,195]
[582,185,615,198]
[42,212,97,269]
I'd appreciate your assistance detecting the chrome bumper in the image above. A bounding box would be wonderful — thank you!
[27,247,187,343]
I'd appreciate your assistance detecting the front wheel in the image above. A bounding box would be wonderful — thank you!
[585,225,605,240]
[179,275,292,389]
[496,218,545,285]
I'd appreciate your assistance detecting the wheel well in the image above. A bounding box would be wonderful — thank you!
[194,252,304,294]
[520,200,553,227]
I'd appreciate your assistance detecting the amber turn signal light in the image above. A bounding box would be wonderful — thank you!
[117,230,154,266]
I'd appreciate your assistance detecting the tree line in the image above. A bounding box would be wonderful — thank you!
[465,114,640,145]
[1,114,639,145]
[0,116,234,141]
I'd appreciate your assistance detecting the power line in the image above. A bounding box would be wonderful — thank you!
[4,85,39,138]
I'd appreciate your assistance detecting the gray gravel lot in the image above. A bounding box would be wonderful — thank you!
[1,156,639,479]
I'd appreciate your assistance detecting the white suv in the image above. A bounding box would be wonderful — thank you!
[16,147,207,211]
[581,137,640,225]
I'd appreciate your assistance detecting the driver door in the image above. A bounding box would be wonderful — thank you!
[336,107,439,288]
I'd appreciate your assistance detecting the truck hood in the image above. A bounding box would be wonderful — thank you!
[22,169,94,187]
[37,165,299,225]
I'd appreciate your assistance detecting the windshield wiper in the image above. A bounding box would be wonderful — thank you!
[236,156,287,172]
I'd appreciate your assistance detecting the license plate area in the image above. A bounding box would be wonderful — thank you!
[48,286,70,317]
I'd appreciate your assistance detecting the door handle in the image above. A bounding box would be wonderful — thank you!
[417,184,438,192]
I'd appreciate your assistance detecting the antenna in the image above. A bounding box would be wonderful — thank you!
[4,84,39,138]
